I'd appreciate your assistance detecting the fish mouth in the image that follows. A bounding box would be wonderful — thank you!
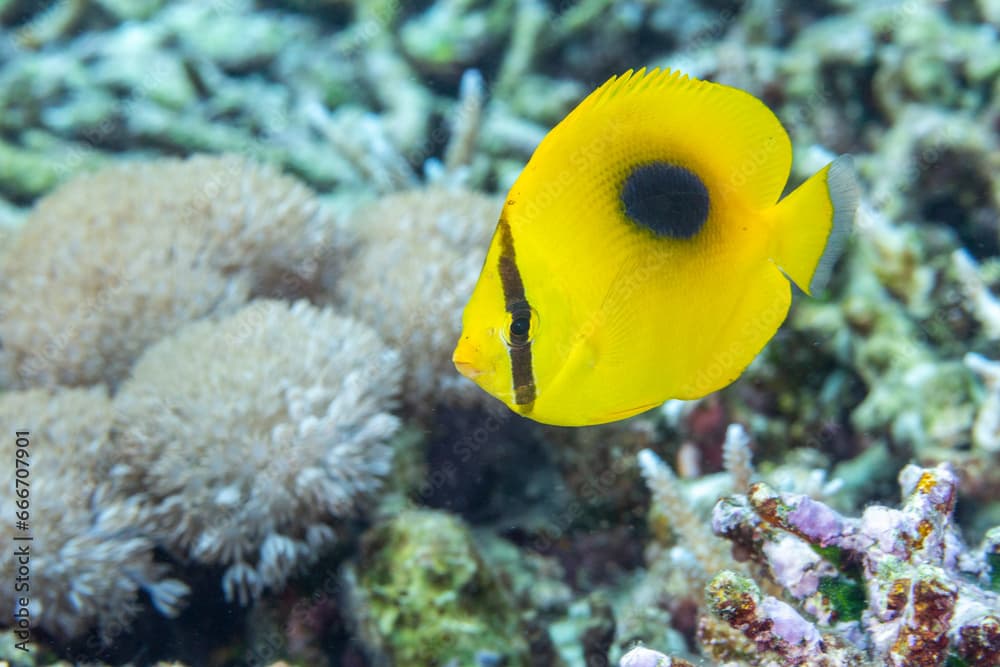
[453,358,482,379]
[452,335,485,380]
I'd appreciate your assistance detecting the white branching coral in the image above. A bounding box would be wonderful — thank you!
[964,352,1000,454]
[0,387,188,641]
[110,300,401,604]
[952,249,1000,341]
[722,423,755,493]
[637,449,736,579]
[0,155,335,390]
[335,188,501,413]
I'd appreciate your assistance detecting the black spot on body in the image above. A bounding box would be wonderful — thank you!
[621,162,709,239]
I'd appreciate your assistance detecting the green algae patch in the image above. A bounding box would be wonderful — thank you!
[817,574,867,622]
[812,545,867,622]
[986,528,1000,594]
[350,509,530,666]
[810,544,846,568]
[945,653,968,667]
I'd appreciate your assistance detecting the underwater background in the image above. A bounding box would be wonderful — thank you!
[0,0,999,666]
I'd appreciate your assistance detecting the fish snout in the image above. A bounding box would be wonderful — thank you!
[452,337,484,380]
[454,358,482,379]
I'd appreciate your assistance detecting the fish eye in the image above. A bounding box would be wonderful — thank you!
[502,305,537,348]
[510,315,530,338]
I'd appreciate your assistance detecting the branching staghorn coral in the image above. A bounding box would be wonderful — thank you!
[303,102,418,195]
[710,463,1000,666]
[613,446,744,660]
[0,155,335,390]
[965,352,1000,454]
[109,300,401,604]
[6,0,88,49]
[953,250,1000,341]
[398,0,514,76]
[722,422,755,493]
[334,187,502,414]
[442,68,486,178]
[638,449,736,579]
[0,387,188,641]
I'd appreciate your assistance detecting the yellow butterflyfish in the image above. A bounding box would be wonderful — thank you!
[452,68,858,426]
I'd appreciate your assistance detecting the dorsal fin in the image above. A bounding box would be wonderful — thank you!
[518,68,792,215]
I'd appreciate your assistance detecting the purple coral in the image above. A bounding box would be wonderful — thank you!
[705,570,839,664]
[711,462,1000,666]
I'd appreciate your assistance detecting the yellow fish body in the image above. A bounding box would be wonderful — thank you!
[452,68,857,426]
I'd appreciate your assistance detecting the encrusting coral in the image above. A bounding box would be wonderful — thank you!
[625,425,1000,666]
[701,569,866,666]
[335,187,501,413]
[0,154,335,390]
[0,387,188,642]
[709,463,1000,666]
[109,299,401,604]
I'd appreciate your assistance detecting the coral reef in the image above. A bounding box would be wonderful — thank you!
[788,201,993,487]
[0,0,434,200]
[345,509,533,666]
[0,0,998,664]
[0,155,334,390]
[109,300,400,603]
[612,435,748,662]
[335,187,501,413]
[639,448,737,586]
[0,387,187,642]
[709,463,1000,666]
[702,569,866,666]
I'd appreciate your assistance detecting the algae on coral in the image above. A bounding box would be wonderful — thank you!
[347,509,533,667]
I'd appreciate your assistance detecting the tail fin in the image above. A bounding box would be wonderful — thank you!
[770,155,858,295]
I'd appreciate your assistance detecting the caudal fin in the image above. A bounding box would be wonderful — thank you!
[770,155,858,295]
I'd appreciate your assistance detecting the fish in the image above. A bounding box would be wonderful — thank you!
[452,67,858,427]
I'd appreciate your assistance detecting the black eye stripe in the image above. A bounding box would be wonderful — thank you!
[496,218,536,410]
[507,303,531,346]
